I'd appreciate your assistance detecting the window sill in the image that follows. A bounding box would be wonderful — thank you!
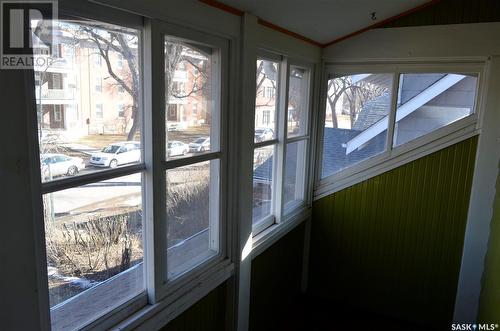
[51,264,146,331]
[110,260,233,331]
[251,205,311,260]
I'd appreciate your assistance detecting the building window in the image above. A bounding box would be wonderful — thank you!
[117,53,124,69]
[262,110,270,126]
[33,17,143,330]
[95,76,102,92]
[163,36,223,279]
[53,105,62,122]
[265,86,274,98]
[95,103,103,119]
[118,104,125,117]
[320,68,480,187]
[253,56,311,234]
[94,54,102,66]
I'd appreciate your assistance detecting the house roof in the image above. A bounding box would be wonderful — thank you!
[252,127,387,183]
[353,93,390,131]
[321,128,386,178]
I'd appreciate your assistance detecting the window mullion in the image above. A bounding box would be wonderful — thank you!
[143,18,167,303]
[386,72,401,156]
[274,58,289,224]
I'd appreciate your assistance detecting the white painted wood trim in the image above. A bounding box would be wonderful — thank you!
[454,57,500,323]
[314,126,479,200]
[232,13,259,331]
[345,74,467,155]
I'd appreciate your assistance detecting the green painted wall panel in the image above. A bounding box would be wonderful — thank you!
[160,282,227,331]
[250,222,305,331]
[309,137,478,329]
[383,0,500,28]
[478,161,500,323]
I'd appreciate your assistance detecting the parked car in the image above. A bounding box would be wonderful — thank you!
[90,141,141,168]
[167,123,179,132]
[167,141,189,157]
[189,137,210,153]
[254,127,274,142]
[41,153,85,179]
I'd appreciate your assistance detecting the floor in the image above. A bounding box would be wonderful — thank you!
[275,295,428,331]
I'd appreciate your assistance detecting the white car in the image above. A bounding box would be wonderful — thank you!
[189,137,210,153]
[167,141,189,157]
[90,141,141,168]
[41,153,85,179]
[254,127,274,142]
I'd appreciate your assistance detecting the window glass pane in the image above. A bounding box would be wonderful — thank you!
[255,59,278,142]
[287,66,310,138]
[284,140,307,210]
[322,73,393,178]
[252,145,274,224]
[44,175,143,328]
[166,160,219,279]
[393,73,478,147]
[34,20,141,182]
[165,38,219,160]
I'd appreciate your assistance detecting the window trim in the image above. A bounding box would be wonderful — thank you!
[29,5,234,330]
[31,9,148,331]
[149,18,231,304]
[315,61,486,200]
[252,53,314,236]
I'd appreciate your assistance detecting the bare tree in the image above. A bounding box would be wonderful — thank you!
[327,76,389,128]
[58,23,209,140]
[255,60,278,108]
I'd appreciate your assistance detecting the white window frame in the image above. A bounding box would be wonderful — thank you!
[31,7,147,331]
[28,3,234,330]
[315,62,487,199]
[252,51,313,236]
[144,18,231,306]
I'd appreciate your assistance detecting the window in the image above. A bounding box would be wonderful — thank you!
[94,54,102,66]
[163,35,223,280]
[53,105,62,122]
[253,56,311,234]
[95,76,102,92]
[165,38,214,161]
[320,68,480,184]
[322,73,393,178]
[118,104,125,117]
[284,65,310,211]
[253,58,279,231]
[262,110,271,126]
[266,86,274,98]
[393,73,478,147]
[117,53,124,69]
[33,17,144,330]
[95,103,103,119]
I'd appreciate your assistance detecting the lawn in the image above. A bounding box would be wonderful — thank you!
[72,125,211,150]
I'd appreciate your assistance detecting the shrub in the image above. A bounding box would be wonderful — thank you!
[45,213,142,280]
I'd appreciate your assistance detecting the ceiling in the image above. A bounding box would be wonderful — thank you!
[217,0,431,44]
